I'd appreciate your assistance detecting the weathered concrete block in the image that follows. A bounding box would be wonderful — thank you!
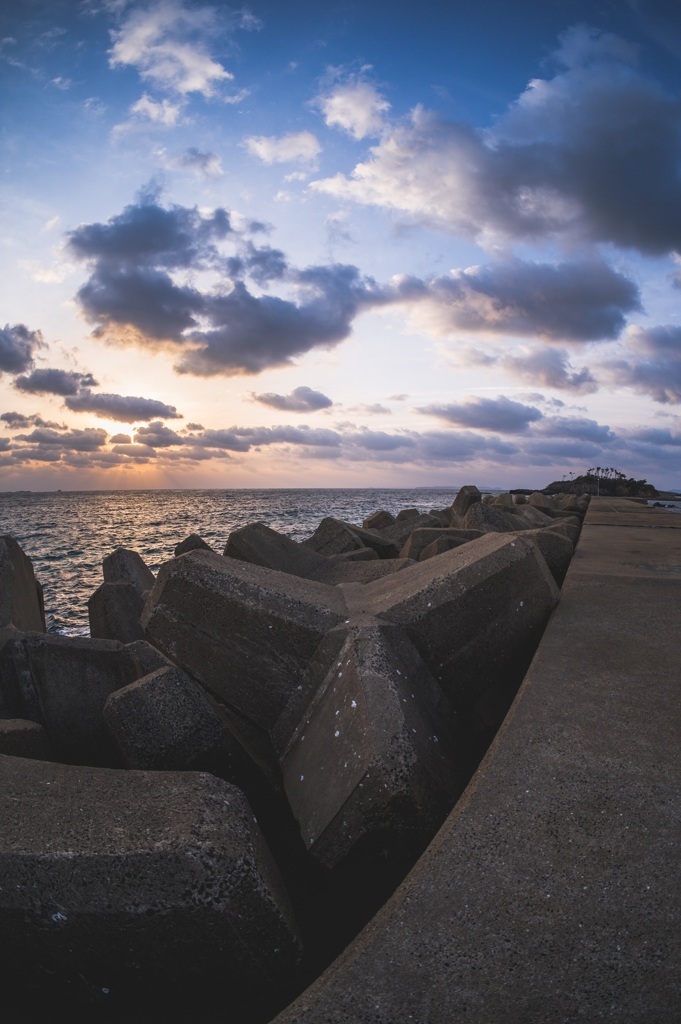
[545,519,580,547]
[304,517,400,560]
[88,580,145,643]
[512,527,574,587]
[142,550,347,733]
[0,535,45,634]
[492,492,515,507]
[361,533,559,716]
[103,665,234,773]
[395,508,421,523]
[331,547,379,562]
[0,755,302,1011]
[280,624,462,870]
[0,632,142,766]
[379,513,444,551]
[399,528,483,561]
[174,532,213,556]
[362,510,395,530]
[514,503,554,527]
[463,501,527,533]
[103,546,155,598]
[302,517,368,557]
[225,521,329,579]
[451,484,482,518]
[419,532,483,561]
[527,491,553,510]
[0,719,53,760]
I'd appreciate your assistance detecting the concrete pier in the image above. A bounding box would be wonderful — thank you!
[271,498,681,1023]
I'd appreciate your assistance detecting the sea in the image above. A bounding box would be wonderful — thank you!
[0,487,473,637]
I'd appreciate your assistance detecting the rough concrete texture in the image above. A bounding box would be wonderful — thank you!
[463,500,527,533]
[225,522,416,586]
[174,532,213,556]
[378,512,446,550]
[399,527,482,561]
[0,534,46,635]
[271,498,681,1024]
[362,510,395,530]
[87,579,145,642]
[511,526,574,586]
[142,549,348,732]
[451,483,482,518]
[102,545,155,597]
[303,517,400,559]
[0,755,302,1015]
[280,623,463,870]
[0,718,53,760]
[103,664,233,772]
[360,532,559,716]
[0,632,143,766]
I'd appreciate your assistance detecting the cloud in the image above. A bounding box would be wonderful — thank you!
[66,194,636,383]
[108,0,234,97]
[126,92,183,126]
[0,412,64,429]
[533,414,615,444]
[418,395,543,433]
[312,27,681,254]
[14,427,107,451]
[0,324,43,374]
[68,194,386,375]
[393,258,640,343]
[244,131,321,165]
[500,346,599,393]
[64,392,182,422]
[600,324,681,403]
[315,74,390,140]
[13,368,99,395]
[134,420,184,445]
[251,385,333,412]
[176,147,223,176]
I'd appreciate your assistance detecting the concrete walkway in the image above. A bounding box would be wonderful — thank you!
[272,498,681,1023]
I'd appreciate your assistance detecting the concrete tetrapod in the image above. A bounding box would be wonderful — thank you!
[144,534,559,878]
[0,754,302,1016]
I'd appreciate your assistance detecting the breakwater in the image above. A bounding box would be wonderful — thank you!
[0,487,589,1019]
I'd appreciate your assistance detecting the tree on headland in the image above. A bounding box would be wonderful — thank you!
[544,467,658,497]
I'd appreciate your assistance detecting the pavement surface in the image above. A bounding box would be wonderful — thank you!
[271,497,681,1024]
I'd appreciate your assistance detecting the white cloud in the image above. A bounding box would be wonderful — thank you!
[108,0,233,97]
[316,76,390,140]
[244,131,321,165]
[312,28,681,255]
[129,92,183,124]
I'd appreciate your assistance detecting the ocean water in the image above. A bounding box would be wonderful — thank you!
[0,487,471,637]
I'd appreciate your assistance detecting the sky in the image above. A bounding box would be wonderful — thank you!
[1,0,681,492]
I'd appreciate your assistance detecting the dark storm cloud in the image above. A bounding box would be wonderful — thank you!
[64,392,183,422]
[67,196,385,375]
[14,368,99,396]
[251,386,333,412]
[418,396,543,433]
[601,324,681,403]
[395,259,640,343]
[0,324,43,374]
[314,26,681,256]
